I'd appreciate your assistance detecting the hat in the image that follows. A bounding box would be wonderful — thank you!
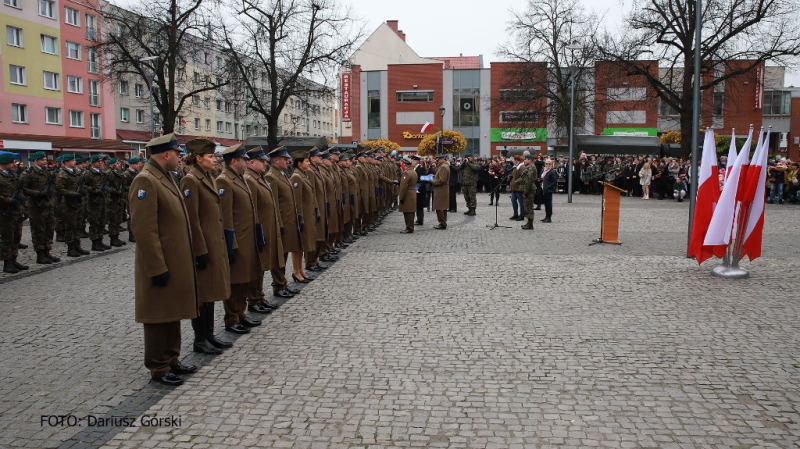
[365,152,374,158]
[221,144,248,161]
[55,155,64,163]
[328,145,341,154]
[246,146,268,161]
[435,154,447,160]
[375,147,384,153]
[146,133,180,154]
[376,156,384,161]
[525,154,534,160]
[127,157,141,164]
[409,155,421,161]
[186,138,216,155]
[29,151,47,161]
[356,152,367,158]
[339,154,350,161]
[291,150,309,160]
[319,150,332,159]
[108,157,119,164]
[267,146,291,159]
[101,154,110,160]
[62,153,76,162]
[308,147,321,158]
[89,155,103,163]
[75,155,85,163]
[0,153,15,164]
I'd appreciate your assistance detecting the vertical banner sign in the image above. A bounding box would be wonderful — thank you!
[754,65,764,109]
[342,72,351,122]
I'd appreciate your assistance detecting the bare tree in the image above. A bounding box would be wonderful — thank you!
[220,0,364,151]
[95,0,230,135]
[598,0,800,154]
[496,0,601,141]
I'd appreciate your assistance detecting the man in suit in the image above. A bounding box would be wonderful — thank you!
[129,133,198,387]
[431,155,451,230]
[398,156,419,233]
[216,144,262,334]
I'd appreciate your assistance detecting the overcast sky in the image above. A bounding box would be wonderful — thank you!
[344,0,799,86]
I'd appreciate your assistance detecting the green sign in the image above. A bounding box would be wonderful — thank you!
[602,128,658,137]
[490,128,547,142]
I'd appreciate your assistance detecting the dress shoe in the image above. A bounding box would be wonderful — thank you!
[315,264,329,270]
[401,229,413,234]
[433,224,447,230]
[292,274,312,283]
[12,260,29,270]
[193,340,222,355]
[306,265,322,272]
[541,218,552,223]
[225,324,250,334]
[274,289,294,298]
[18,243,29,249]
[208,335,233,349]
[248,303,273,314]
[44,250,60,262]
[152,372,183,386]
[286,286,301,294]
[56,234,65,243]
[509,215,519,220]
[515,216,525,221]
[241,318,262,327]
[321,255,339,262]
[259,301,278,310]
[170,363,198,374]
[359,230,368,236]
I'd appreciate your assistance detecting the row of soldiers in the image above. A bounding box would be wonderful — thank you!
[0,151,143,273]
[130,134,404,386]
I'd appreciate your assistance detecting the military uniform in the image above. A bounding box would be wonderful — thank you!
[460,159,479,215]
[121,159,140,242]
[106,159,127,247]
[83,157,111,251]
[266,147,302,296]
[0,154,28,273]
[54,155,89,258]
[22,152,60,264]
[520,159,538,230]
[431,158,450,229]
[307,151,328,268]
[398,158,419,233]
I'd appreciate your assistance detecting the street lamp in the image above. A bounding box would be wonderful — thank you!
[140,56,159,139]
[439,104,445,155]
[566,42,582,204]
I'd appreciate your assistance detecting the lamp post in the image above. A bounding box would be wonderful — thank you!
[687,0,702,255]
[140,56,159,139]
[438,104,446,155]
[566,42,582,204]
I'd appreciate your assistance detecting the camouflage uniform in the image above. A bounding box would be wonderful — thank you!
[83,166,109,247]
[106,168,126,245]
[0,168,24,264]
[55,167,84,247]
[460,159,479,212]
[22,165,57,255]
[521,163,538,221]
[121,167,138,241]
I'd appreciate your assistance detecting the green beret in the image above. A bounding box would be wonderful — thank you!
[127,157,141,164]
[108,157,119,164]
[89,155,103,163]
[0,153,15,164]
[525,154,534,160]
[55,155,64,162]
[75,155,85,163]
[62,153,76,162]
[29,151,47,161]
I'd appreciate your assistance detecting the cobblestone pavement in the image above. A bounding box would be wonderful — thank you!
[1,193,798,448]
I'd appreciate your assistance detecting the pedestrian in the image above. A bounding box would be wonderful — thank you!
[673,176,688,202]
[129,133,198,387]
[520,154,537,230]
[639,162,653,199]
[398,155,419,233]
[180,138,233,354]
[461,156,479,216]
[509,155,525,220]
[431,155,450,230]
[541,159,558,223]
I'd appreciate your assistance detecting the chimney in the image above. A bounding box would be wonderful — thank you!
[399,30,406,42]
[386,20,399,33]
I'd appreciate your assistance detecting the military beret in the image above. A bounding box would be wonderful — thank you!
[267,146,291,159]
[127,157,141,164]
[146,133,180,154]
[246,146,268,161]
[55,155,64,163]
[108,157,119,164]
[29,151,47,161]
[186,138,216,155]
[63,153,77,162]
[89,154,103,163]
[75,155,85,163]
[525,154,534,159]
[221,143,248,161]
[0,153,15,164]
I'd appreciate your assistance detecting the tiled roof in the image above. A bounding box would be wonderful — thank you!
[0,133,133,151]
[428,56,482,69]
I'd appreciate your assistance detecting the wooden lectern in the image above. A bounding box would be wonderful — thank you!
[592,182,627,245]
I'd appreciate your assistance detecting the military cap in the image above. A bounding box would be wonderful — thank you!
[339,154,350,161]
[101,153,110,160]
[246,146,268,161]
[291,149,309,160]
[328,145,340,154]
[374,147,384,153]
[356,152,367,158]
[0,153,15,164]
[409,155,421,161]
[62,153,77,162]
[376,156,384,161]
[185,138,216,155]
[108,157,119,164]
[221,143,248,161]
[435,154,448,160]
[267,146,291,159]
[146,133,180,154]
[29,151,47,161]
[365,152,374,158]
[319,150,332,159]
[127,156,141,164]
[308,147,322,158]
[89,154,103,163]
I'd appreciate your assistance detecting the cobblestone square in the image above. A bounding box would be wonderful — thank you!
[1,193,798,448]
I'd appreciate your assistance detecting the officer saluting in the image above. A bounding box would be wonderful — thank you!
[129,133,198,386]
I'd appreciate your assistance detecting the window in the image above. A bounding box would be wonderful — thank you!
[67,75,82,93]
[192,95,199,106]
[134,83,143,98]
[216,100,222,111]
[225,122,232,133]
[499,110,538,124]
[205,119,211,130]
[203,52,209,64]
[763,91,791,115]
[203,97,210,109]
[43,71,60,90]
[713,92,724,116]
[194,118,200,129]
[4,0,21,8]
[120,108,129,122]
[225,101,231,113]
[9,65,26,85]
[136,109,144,123]
[90,113,101,138]
[216,121,223,132]
[368,90,380,128]
[245,124,251,135]
[253,125,259,135]
[88,80,100,106]
[119,80,129,95]
[658,98,679,116]
[6,26,23,47]
[39,0,55,18]
[65,41,80,60]
[193,71,200,83]
[87,48,98,73]
[41,34,57,54]
[69,110,84,127]
[64,7,79,26]
[45,107,61,124]
[85,14,97,41]
[115,23,124,38]
[607,87,647,102]
[396,91,434,102]
[12,103,28,123]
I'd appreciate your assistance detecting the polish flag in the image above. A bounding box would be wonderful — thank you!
[703,129,752,257]
[739,129,770,261]
[724,129,737,180]
[420,122,433,133]
[688,129,722,264]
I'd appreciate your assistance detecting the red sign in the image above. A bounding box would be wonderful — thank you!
[754,64,764,109]
[342,72,351,122]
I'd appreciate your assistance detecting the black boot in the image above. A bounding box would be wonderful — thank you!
[36,250,53,265]
[12,259,29,270]
[109,235,126,247]
[56,233,65,242]
[467,208,476,216]
[91,239,106,252]
[101,238,112,250]
[74,240,90,255]
[191,312,221,355]
[44,250,61,262]
[521,219,534,230]
[128,233,136,243]
[205,303,232,349]
[67,242,82,258]
[17,243,28,249]
[80,228,89,238]
[3,260,20,274]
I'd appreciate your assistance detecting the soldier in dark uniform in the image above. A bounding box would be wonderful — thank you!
[54,155,66,242]
[414,156,429,225]
[460,156,479,216]
[22,151,60,264]
[122,157,142,242]
[106,158,127,247]
[55,154,90,258]
[0,152,28,273]
[520,154,538,230]
[83,155,111,251]
[75,156,90,238]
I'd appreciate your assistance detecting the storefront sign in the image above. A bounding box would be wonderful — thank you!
[403,131,428,139]
[754,64,764,109]
[342,72,351,122]
[490,128,546,142]
[602,127,658,137]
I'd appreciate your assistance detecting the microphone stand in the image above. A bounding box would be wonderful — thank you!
[487,176,511,230]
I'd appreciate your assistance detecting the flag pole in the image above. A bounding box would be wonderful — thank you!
[687,0,702,256]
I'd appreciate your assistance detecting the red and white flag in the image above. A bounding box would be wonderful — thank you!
[703,129,752,258]
[420,122,433,133]
[739,129,770,261]
[725,129,737,181]
[688,129,722,264]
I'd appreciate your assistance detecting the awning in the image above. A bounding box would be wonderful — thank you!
[0,133,133,152]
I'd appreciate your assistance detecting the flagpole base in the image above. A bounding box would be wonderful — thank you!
[711,265,750,279]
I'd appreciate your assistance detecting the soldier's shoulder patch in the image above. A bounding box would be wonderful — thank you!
[268,182,272,188]
[184,189,191,198]
[293,182,299,188]
[219,188,226,196]
[137,189,146,200]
